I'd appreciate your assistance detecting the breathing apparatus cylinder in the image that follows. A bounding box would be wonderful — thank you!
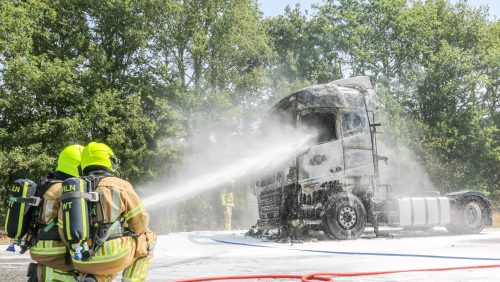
[4,180,38,246]
[61,177,91,260]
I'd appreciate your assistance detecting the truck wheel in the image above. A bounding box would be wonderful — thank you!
[322,193,366,240]
[446,196,487,234]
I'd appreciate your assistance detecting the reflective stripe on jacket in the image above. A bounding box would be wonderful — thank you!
[30,182,73,271]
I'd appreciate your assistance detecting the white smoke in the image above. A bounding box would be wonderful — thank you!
[377,140,435,197]
[140,121,316,210]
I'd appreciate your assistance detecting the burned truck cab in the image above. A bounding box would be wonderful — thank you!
[255,77,380,239]
[254,76,492,240]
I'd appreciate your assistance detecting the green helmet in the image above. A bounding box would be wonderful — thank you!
[57,144,85,177]
[81,142,119,172]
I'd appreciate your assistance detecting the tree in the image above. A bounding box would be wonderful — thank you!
[266,4,343,85]
[0,0,88,222]
[80,0,183,181]
[152,0,271,123]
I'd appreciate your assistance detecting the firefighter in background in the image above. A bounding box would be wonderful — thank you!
[29,144,84,281]
[220,180,235,230]
[61,142,156,282]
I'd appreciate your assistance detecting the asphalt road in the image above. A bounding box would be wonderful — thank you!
[1,258,30,281]
[3,227,500,281]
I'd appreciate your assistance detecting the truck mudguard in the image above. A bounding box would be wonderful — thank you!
[445,190,491,204]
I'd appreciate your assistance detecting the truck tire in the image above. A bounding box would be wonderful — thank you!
[322,192,366,240]
[446,196,487,234]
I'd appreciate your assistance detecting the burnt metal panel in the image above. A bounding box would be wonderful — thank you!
[298,141,344,183]
[272,84,367,113]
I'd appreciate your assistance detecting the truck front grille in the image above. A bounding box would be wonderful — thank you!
[257,187,282,227]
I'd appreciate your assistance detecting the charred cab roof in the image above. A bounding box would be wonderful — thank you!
[272,76,379,113]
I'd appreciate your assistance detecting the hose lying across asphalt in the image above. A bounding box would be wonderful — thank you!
[176,238,500,281]
[212,238,500,261]
[177,264,500,282]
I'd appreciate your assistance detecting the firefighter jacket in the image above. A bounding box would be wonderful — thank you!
[220,192,235,207]
[60,176,150,276]
[30,182,73,272]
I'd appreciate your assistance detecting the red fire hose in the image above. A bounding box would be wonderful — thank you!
[177,264,500,282]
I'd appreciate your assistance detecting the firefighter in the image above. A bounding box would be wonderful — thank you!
[29,144,84,281]
[220,180,235,230]
[63,142,156,282]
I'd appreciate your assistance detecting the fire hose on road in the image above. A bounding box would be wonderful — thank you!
[176,238,500,281]
[177,264,500,282]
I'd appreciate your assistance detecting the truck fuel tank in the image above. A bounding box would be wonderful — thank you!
[391,197,451,227]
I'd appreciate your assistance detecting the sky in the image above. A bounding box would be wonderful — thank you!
[259,0,500,19]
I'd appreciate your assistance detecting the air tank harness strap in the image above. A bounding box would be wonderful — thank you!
[89,219,126,258]
[60,191,100,202]
[19,221,57,254]
[37,221,62,241]
[9,196,42,206]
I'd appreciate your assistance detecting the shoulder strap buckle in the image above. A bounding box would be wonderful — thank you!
[9,196,41,206]
[29,196,42,206]
[88,191,100,202]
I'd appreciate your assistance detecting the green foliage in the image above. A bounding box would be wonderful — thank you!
[151,0,271,125]
[266,4,342,84]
